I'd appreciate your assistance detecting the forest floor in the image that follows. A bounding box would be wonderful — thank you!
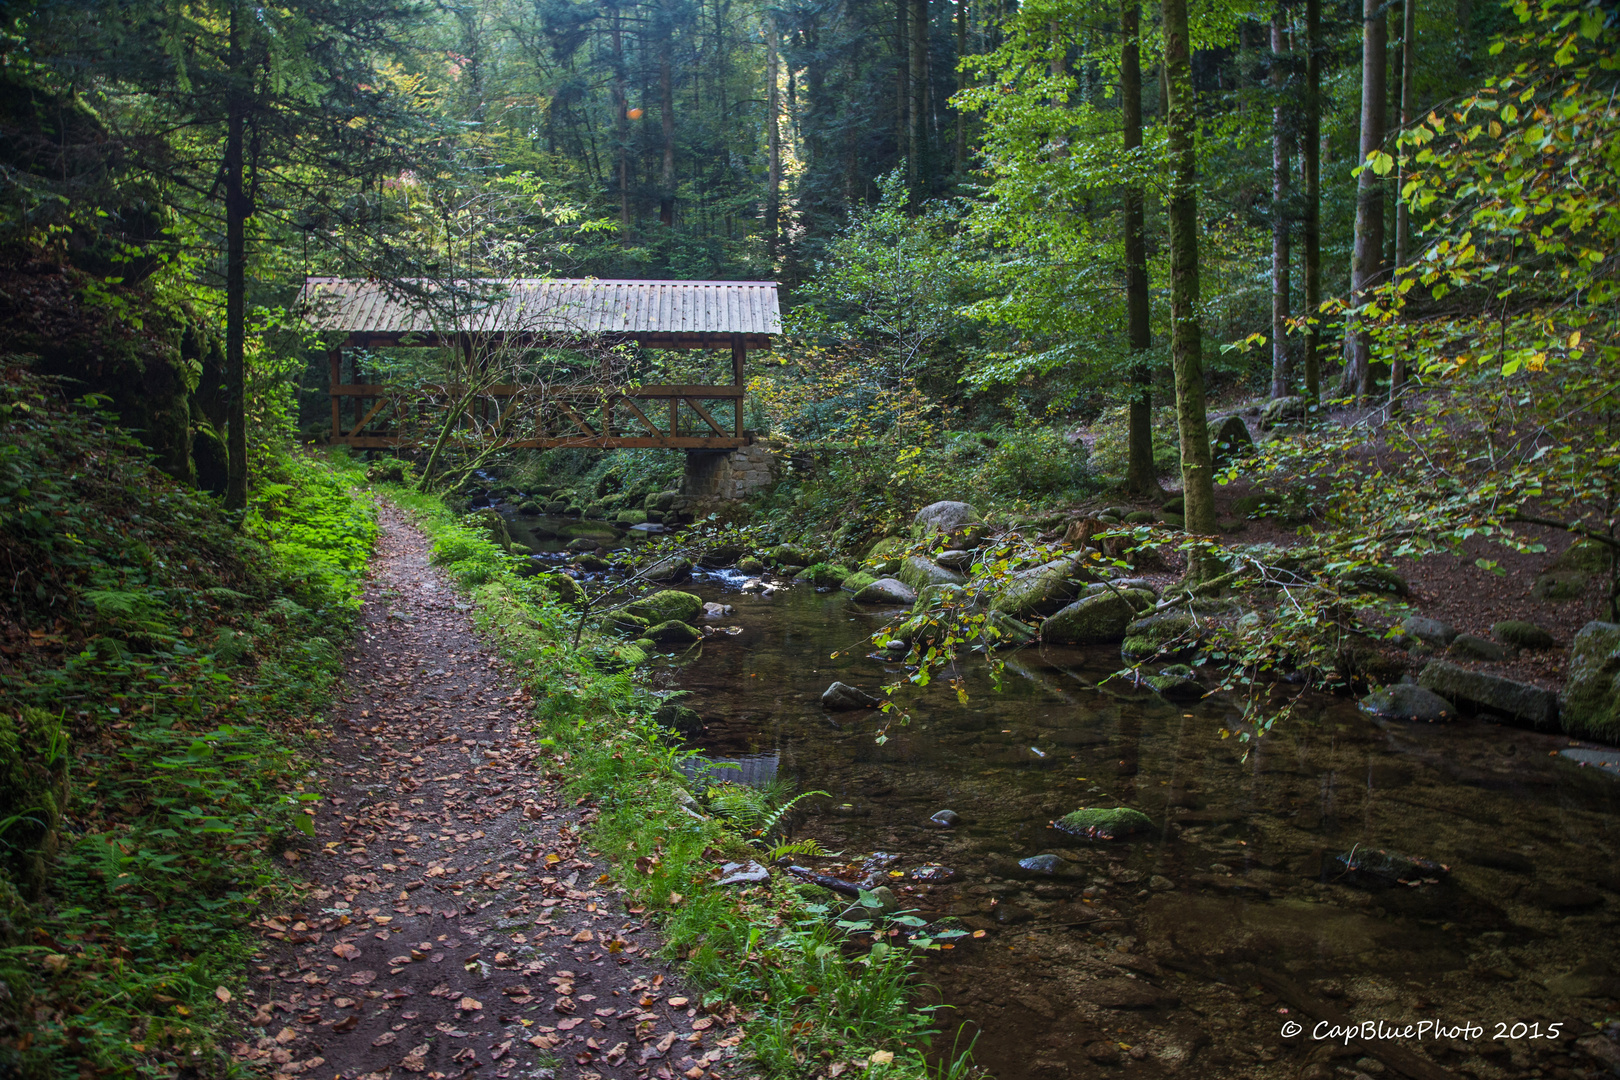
[231,507,742,1080]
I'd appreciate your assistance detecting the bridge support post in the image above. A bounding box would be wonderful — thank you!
[681,443,778,501]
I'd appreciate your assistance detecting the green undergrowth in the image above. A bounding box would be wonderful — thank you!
[381,481,972,1080]
[0,368,375,1079]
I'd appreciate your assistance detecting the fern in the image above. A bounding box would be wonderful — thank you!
[705,783,828,846]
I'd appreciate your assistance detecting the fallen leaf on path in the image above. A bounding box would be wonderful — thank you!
[332,943,361,960]
[214,987,232,1004]
[371,1032,397,1047]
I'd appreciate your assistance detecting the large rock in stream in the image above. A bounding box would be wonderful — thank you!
[853,577,917,605]
[1417,660,1559,728]
[822,682,881,710]
[1042,591,1144,645]
[897,556,966,591]
[990,555,1094,619]
[626,589,704,624]
[1564,621,1620,742]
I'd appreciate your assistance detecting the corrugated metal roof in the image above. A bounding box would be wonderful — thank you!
[298,277,781,338]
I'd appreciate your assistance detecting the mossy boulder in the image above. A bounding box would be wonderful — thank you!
[768,542,820,567]
[1053,807,1154,840]
[1042,592,1139,645]
[854,578,917,605]
[1563,621,1620,742]
[698,544,744,569]
[796,562,854,588]
[605,612,650,636]
[862,536,909,574]
[627,590,704,625]
[1336,564,1410,597]
[897,556,967,592]
[1211,415,1255,468]
[982,613,1038,647]
[652,703,704,736]
[557,520,620,542]
[990,556,1092,618]
[539,573,583,605]
[1121,612,1197,660]
[646,620,703,644]
[1260,395,1308,430]
[912,501,984,547]
[1146,665,1203,702]
[840,570,878,594]
[737,557,766,575]
[615,509,649,526]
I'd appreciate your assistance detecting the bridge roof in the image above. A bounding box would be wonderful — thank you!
[299,277,780,342]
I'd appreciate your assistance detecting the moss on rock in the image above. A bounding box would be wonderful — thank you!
[1053,807,1154,840]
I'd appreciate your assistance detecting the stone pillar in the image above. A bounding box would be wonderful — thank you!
[681,444,779,501]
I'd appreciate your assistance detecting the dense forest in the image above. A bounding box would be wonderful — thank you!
[2,0,1619,1078]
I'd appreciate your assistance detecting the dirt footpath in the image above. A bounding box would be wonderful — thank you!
[231,507,738,1080]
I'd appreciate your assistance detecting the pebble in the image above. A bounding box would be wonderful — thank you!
[929,809,961,827]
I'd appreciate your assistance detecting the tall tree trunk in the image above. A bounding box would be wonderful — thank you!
[766,12,781,258]
[1270,11,1292,399]
[1343,0,1387,399]
[909,0,929,194]
[1390,0,1417,406]
[224,4,248,512]
[611,4,630,230]
[954,0,968,172]
[1122,1,1159,497]
[1303,0,1321,408]
[896,0,909,171]
[659,7,675,228]
[1163,0,1216,548]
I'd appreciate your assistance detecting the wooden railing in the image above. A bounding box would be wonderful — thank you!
[327,383,749,450]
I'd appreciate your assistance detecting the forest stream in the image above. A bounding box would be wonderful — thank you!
[507,515,1620,1080]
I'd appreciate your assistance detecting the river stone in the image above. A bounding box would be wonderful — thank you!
[626,522,669,538]
[1449,633,1513,662]
[1043,592,1139,645]
[853,577,917,605]
[565,537,599,553]
[626,589,704,625]
[737,556,765,574]
[913,501,983,546]
[897,555,967,591]
[928,810,960,828]
[1211,414,1255,468]
[1146,667,1202,702]
[715,860,771,888]
[643,555,694,582]
[796,562,854,588]
[838,886,900,923]
[822,682,881,710]
[1053,807,1154,840]
[1401,615,1458,647]
[839,570,878,594]
[1079,978,1169,1009]
[1017,855,1065,875]
[1322,848,1449,889]
[768,542,819,567]
[558,520,620,540]
[1121,611,1197,660]
[1361,683,1456,723]
[779,564,806,577]
[1563,621,1620,742]
[614,509,649,526]
[990,555,1092,618]
[646,620,702,644]
[539,573,582,605]
[700,601,733,618]
[1493,620,1556,650]
[697,543,744,568]
[983,612,1037,648]
[937,549,976,571]
[573,554,609,572]
[1260,395,1307,430]
[1417,660,1559,728]
[1547,960,1620,998]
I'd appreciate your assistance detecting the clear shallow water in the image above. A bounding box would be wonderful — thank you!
[658,577,1620,1080]
[502,517,1620,1079]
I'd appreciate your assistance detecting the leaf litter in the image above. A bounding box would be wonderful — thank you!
[231,507,744,1080]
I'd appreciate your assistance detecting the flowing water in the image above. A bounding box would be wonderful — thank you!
[508,524,1620,1079]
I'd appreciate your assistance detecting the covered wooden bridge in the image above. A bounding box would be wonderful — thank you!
[300,276,780,450]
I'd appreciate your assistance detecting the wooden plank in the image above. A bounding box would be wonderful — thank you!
[629,384,745,399]
[329,349,342,439]
[731,334,745,386]
[558,402,598,437]
[615,396,664,437]
[348,396,391,438]
[332,434,750,450]
[669,397,679,439]
[683,395,728,436]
